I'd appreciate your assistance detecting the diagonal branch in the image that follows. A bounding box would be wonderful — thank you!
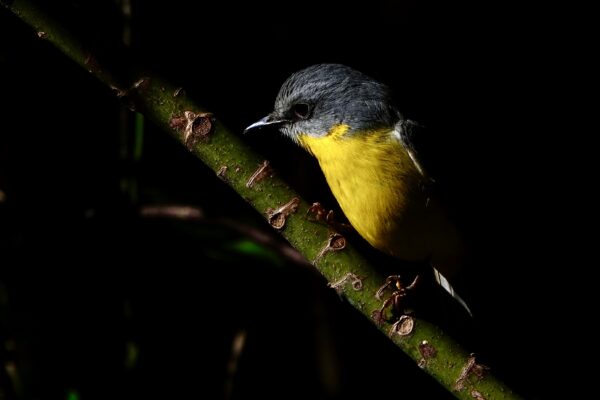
[2,1,520,398]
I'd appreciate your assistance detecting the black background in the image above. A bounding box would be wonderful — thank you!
[0,0,582,399]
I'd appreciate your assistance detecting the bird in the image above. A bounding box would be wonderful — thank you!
[245,63,470,314]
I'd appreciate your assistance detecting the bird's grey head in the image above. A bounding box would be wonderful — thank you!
[245,64,401,141]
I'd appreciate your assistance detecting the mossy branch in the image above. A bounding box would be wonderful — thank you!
[2,1,520,398]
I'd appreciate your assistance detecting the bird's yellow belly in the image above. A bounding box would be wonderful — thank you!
[299,127,430,260]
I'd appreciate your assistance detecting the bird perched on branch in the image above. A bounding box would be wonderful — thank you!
[245,63,470,314]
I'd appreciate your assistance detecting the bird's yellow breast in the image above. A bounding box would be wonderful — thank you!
[298,125,430,260]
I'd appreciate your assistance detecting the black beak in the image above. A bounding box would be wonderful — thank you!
[244,114,285,134]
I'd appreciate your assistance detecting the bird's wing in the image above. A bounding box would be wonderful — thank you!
[394,119,473,316]
[393,119,433,180]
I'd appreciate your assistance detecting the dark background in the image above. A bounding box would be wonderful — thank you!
[0,0,581,399]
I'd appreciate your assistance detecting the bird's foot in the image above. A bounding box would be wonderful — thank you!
[306,202,353,233]
[374,274,420,325]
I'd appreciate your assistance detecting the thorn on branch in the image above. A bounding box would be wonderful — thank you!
[313,233,346,265]
[417,339,436,366]
[169,111,214,150]
[328,272,364,293]
[455,354,490,391]
[217,165,228,180]
[470,390,486,400]
[265,197,299,230]
[246,160,273,188]
[388,315,415,337]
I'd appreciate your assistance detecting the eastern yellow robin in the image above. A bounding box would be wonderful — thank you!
[246,64,469,313]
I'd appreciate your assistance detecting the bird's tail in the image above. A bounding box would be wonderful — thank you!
[432,267,473,316]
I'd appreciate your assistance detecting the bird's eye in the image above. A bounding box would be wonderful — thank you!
[291,103,311,120]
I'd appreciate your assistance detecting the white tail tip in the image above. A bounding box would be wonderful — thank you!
[433,267,473,317]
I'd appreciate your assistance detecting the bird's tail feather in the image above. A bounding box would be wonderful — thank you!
[432,267,473,316]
